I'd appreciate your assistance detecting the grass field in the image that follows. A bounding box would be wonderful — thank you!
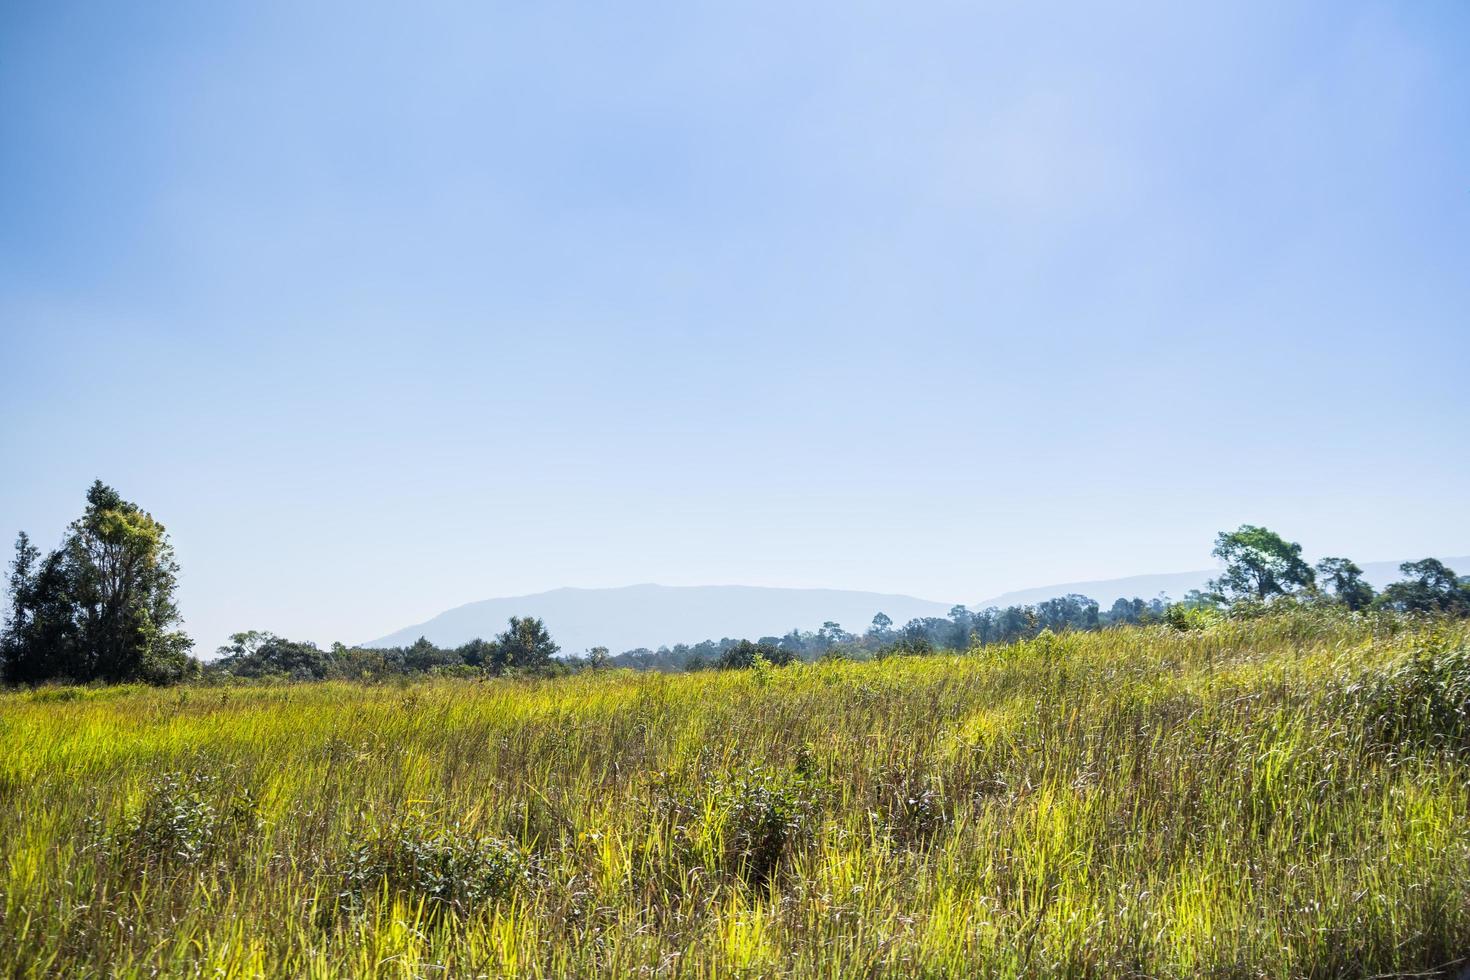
[2,611,1469,977]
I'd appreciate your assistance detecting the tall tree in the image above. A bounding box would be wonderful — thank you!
[67,481,193,682]
[947,605,973,648]
[495,616,559,670]
[868,612,893,637]
[1207,525,1315,602]
[2,534,37,677]
[2,533,85,683]
[1,481,193,684]
[817,621,851,648]
[1315,557,1375,611]
[1377,559,1470,615]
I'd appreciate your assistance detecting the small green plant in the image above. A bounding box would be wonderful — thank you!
[750,652,775,686]
[336,822,532,917]
[716,766,819,885]
[108,770,258,872]
[880,769,948,847]
[1164,602,1220,631]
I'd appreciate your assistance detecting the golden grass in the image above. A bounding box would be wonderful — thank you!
[1,611,1468,977]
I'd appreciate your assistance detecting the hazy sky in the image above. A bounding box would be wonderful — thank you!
[2,1,1467,653]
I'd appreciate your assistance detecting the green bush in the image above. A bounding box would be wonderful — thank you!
[108,770,259,873]
[337,823,532,917]
[717,766,819,885]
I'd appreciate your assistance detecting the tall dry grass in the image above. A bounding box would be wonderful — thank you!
[1,609,1468,977]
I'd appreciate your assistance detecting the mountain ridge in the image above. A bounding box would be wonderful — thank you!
[364,557,1470,654]
[363,583,954,654]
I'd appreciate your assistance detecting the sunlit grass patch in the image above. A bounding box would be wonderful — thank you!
[1,612,1467,976]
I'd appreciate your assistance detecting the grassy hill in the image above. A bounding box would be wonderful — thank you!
[3,611,1469,976]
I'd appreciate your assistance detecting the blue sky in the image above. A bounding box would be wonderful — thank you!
[2,1,1467,653]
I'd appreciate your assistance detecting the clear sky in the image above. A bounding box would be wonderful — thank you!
[2,1,1467,654]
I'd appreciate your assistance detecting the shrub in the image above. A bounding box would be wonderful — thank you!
[719,639,795,669]
[717,766,819,885]
[109,770,258,872]
[1164,603,1220,631]
[336,823,532,917]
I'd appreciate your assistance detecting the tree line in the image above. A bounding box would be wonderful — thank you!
[593,593,1174,673]
[208,615,561,682]
[1199,524,1469,615]
[4,484,1468,685]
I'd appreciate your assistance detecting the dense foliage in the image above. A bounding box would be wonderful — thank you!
[208,617,560,681]
[6,491,1469,688]
[2,482,194,685]
[3,611,1469,975]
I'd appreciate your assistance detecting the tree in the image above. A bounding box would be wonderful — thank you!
[587,646,611,669]
[948,605,973,648]
[868,612,893,638]
[718,638,793,669]
[4,533,36,634]
[3,534,84,683]
[214,631,329,679]
[773,629,804,658]
[1315,557,1375,611]
[817,621,852,649]
[1377,559,1470,615]
[1035,594,1100,632]
[456,638,497,669]
[2,481,193,685]
[1107,597,1152,625]
[405,636,457,673]
[494,616,559,671]
[1207,525,1315,602]
[68,481,193,682]
[896,619,934,655]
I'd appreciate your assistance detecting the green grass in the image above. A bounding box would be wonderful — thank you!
[2,610,1469,977]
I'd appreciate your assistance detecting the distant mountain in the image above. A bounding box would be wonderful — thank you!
[973,557,1470,611]
[366,557,1470,655]
[363,584,954,654]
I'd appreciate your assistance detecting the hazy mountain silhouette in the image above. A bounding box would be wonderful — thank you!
[366,557,1470,654]
[363,584,953,654]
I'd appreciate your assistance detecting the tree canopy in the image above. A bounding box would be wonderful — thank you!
[495,616,560,670]
[1376,559,1470,615]
[2,481,195,685]
[1207,525,1315,602]
[1315,557,1376,611]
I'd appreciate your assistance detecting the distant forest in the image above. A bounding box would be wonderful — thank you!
[5,483,1470,685]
